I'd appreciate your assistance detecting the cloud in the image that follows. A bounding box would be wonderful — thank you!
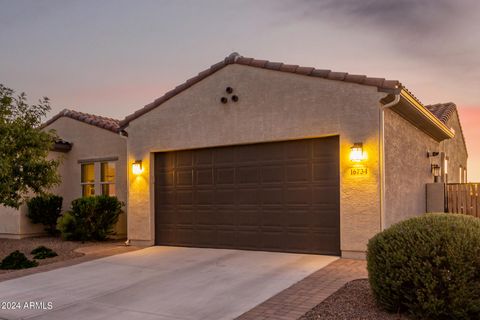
[281,0,480,70]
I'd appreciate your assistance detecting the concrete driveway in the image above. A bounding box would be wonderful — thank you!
[0,246,337,320]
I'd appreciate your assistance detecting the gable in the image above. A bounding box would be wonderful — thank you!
[120,52,400,128]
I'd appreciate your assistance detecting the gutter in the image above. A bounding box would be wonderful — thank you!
[379,93,400,231]
[400,89,454,139]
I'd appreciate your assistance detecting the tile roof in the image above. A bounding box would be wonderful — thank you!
[42,109,121,133]
[119,52,402,128]
[425,102,457,124]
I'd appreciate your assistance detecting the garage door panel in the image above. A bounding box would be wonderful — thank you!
[216,210,236,225]
[176,190,194,204]
[313,163,338,181]
[196,190,214,205]
[284,187,311,205]
[177,209,194,225]
[284,140,310,160]
[262,232,286,250]
[194,149,213,166]
[176,150,194,167]
[237,230,262,248]
[237,211,261,226]
[258,143,284,161]
[216,168,235,184]
[261,165,284,183]
[310,209,339,227]
[261,210,287,227]
[261,188,284,205]
[156,171,175,186]
[237,188,260,205]
[286,164,310,182]
[235,145,259,162]
[237,167,260,184]
[155,136,340,255]
[195,169,214,185]
[193,228,216,246]
[216,189,235,204]
[196,210,216,225]
[176,170,193,186]
[312,186,339,205]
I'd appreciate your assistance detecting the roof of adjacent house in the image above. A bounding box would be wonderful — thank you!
[425,102,457,124]
[42,109,121,133]
[425,102,468,156]
[119,52,402,128]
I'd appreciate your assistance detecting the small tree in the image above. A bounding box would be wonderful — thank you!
[0,84,60,208]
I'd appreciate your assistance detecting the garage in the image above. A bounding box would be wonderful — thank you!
[154,136,340,255]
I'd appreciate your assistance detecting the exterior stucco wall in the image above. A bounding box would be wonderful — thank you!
[44,117,128,237]
[384,109,439,226]
[126,64,387,256]
[440,111,468,182]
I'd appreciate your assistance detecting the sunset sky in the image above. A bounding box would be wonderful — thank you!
[1,0,479,180]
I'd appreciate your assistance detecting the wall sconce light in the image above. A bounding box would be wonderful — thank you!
[431,164,440,182]
[132,160,143,175]
[350,142,366,162]
[427,151,439,158]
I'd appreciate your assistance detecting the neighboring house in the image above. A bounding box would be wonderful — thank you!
[120,53,467,259]
[0,53,468,259]
[0,110,127,239]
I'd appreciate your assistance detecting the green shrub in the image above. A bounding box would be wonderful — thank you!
[56,212,80,241]
[56,195,123,241]
[27,194,63,235]
[0,251,38,269]
[367,213,480,319]
[31,246,58,259]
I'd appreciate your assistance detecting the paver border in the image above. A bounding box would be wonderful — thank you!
[235,259,367,320]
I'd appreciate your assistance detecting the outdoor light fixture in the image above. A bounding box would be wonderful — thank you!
[431,164,441,182]
[132,160,143,175]
[349,142,366,162]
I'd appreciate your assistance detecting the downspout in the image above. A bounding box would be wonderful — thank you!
[380,94,400,231]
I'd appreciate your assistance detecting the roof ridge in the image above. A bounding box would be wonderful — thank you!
[42,108,121,133]
[120,53,402,128]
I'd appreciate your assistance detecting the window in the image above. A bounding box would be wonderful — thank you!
[81,163,95,196]
[101,162,116,196]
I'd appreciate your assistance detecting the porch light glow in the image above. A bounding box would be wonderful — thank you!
[132,160,143,175]
[349,142,366,162]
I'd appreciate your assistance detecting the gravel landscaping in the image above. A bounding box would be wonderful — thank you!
[300,279,409,320]
[0,237,137,282]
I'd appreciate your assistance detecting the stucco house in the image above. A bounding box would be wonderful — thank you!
[120,53,467,259]
[0,110,127,238]
[0,53,467,259]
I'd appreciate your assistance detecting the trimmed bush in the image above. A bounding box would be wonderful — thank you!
[56,212,80,241]
[0,251,38,269]
[31,246,58,259]
[367,213,480,319]
[27,194,63,235]
[57,195,123,241]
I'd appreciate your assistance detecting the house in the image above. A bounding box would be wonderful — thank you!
[0,110,127,238]
[0,53,467,259]
[120,53,467,259]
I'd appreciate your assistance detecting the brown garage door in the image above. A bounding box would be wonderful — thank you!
[154,136,340,255]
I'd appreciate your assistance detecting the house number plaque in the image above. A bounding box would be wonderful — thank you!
[350,167,368,176]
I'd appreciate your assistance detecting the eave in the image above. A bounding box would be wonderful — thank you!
[388,89,455,142]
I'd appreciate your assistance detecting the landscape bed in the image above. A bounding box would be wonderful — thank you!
[300,279,408,320]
